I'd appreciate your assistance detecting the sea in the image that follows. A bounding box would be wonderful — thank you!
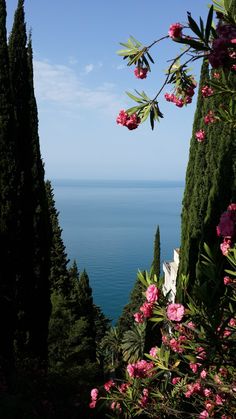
[52,179,184,324]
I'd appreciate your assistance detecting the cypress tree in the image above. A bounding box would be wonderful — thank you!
[45,180,70,295]
[151,225,161,279]
[8,0,51,361]
[0,0,18,373]
[178,60,236,299]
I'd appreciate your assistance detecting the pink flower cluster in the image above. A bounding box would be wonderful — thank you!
[89,388,99,408]
[116,110,141,130]
[217,203,236,255]
[134,284,159,323]
[134,66,148,79]
[208,24,236,69]
[201,85,214,98]
[162,333,187,353]
[164,83,196,108]
[168,23,183,39]
[195,129,206,142]
[104,379,115,392]
[127,359,154,378]
[204,110,217,125]
[167,303,185,322]
[139,388,149,407]
[184,381,202,399]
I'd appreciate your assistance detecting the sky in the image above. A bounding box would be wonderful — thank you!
[6,0,210,181]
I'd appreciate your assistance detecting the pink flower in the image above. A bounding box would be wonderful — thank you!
[215,394,224,405]
[200,369,207,379]
[190,362,199,373]
[104,380,115,392]
[199,410,209,418]
[143,388,149,397]
[204,110,216,124]
[203,388,212,397]
[196,346,206,360]
[89,400,97,408]
[162,334,169,345]
[146,284,159,303]
[213,72,220,79]
[116,110,140,130]
[126,113,141,130]
[169,338,184,353]
[168,23,183,39]
[232,64,236,71]
[224,276,233,285]
[90,388,99,401]
[140,302,153,318]
[149,347,158,357]
[118,383,130,393]
[167,303,185,322]
[229,317,236,327]
[187,321,196,330]
[220,239,231,256]
[195,129,206,142]
[116,109,129,126]
[217,210,236,237]
[127,360,154,378]
[134,66,148,79]
[172,377,181,385]
[134,312,144,323]
[201,85,214,97]
[175,98,184,107]
[228,203,236,211]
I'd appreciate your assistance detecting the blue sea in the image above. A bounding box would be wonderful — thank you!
[52,179,184,324]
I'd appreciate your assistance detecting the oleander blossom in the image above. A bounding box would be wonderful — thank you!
[204,110,217,125]
[217,206,236,237]
[134,312,144,323]
[149,346,158,357]
[116,110,140,130]
[134,66,148,79]
[145,284,159,303]
[167,303,185,322]
[201,85,214,98]
[127,359,154,378]
[168,23,183,39]
[195,129,206,142]
[208,23,236,68]
[140,301,153,318]
[104,380,115,392]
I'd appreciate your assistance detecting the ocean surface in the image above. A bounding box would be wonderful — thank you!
[52,179,184,324]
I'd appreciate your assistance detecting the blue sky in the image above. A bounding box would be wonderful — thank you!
[6,0,210,181]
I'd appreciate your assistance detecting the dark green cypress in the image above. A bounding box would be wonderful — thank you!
[0,0,18,372]
[8,0,51,361]
[178,60,236,299]
[151,225,161,279]
[178,59,210,290]
[45,180,70,295]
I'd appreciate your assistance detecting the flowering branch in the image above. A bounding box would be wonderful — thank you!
[116,2,236,131]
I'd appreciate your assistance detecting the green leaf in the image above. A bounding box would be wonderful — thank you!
[146,51,155,64]
[205,5,214,43]
[126,91,144,103]
[140,105,151,123]
[117,48,138,56]
[187,12,204,39]
[200,17,205,37]
[174,37,209,51]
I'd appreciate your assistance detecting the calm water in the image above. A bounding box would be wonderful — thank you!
[52,179,184,323]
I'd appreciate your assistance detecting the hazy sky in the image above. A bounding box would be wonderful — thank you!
[6,0,210,181]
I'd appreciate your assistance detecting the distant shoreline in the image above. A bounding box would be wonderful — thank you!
[51,179,185,188]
